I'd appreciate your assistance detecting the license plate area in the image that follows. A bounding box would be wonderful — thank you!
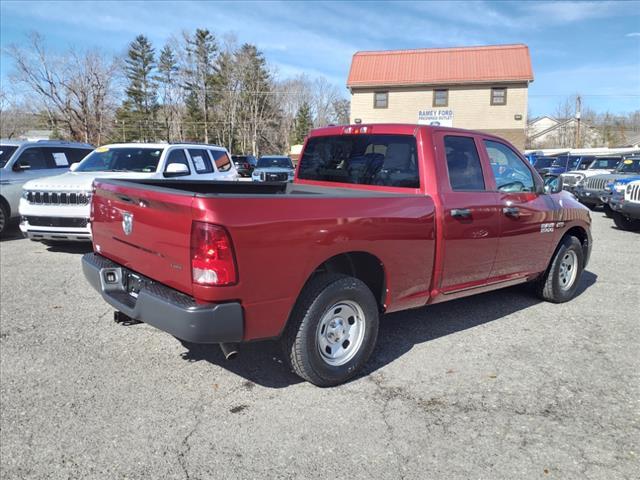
[125,272,147,298]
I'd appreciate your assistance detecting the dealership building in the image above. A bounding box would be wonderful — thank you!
[347,44,534,149]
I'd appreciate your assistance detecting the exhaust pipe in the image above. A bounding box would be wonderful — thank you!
[220,343,239,360]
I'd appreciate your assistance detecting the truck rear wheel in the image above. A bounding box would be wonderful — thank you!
[281,273,379,387]
[536,235,584,303]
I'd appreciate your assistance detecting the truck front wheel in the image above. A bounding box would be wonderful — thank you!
[282,273,379,387]
[536,235,584,303]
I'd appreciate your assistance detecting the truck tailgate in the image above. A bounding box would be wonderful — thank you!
[91,181,195,296]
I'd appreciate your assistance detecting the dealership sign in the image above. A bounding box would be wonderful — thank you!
[418,109,454,127]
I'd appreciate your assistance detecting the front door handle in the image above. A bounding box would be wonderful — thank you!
[451,208,472,218]
[503,206,520,217]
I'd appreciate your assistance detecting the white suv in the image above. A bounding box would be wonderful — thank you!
[0,140,94,234]
[19,143,238,242]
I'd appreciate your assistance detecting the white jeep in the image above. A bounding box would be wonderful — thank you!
[19,143,238,242]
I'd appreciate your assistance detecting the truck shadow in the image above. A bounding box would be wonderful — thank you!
[45,242,93,254]
[177,271,597,389]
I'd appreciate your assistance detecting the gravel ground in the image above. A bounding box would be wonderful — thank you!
[1,212,638,479]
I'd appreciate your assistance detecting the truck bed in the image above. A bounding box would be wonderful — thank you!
[90,178,436,341]
[96,178,417,197]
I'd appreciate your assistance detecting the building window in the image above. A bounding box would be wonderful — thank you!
[433,89,448,107]
[491,87,507,105]
[374,91,388,109]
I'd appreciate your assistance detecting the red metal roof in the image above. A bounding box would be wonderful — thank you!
[347,44,533,88]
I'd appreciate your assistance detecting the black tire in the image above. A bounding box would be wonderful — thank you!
[612,212,640,231]
[585,203,598,211]
[281,273,379,387]
[536,235,584,303]
[603,203,614,218]
[0,202,8,236]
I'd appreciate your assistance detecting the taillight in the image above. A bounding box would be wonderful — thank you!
[190,222,237,286]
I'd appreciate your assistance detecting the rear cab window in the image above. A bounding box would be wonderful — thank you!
[298,134,419,188]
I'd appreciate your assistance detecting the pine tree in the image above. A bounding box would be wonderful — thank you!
[122,35,157,141]
[183,29,218,143]
[237,44,276,155]
[292,102,313,144]
[156,44,179,141]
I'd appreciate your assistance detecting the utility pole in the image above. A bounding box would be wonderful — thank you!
[575,95,582,148]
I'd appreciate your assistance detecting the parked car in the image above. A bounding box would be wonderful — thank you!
[602,175,640,217]
[561,156,622,193]
[0,140,93,235]
[537,155,596,177]
[610,179,640,231]
[575,157,640,210]
[532,156,557,175]
[524,151,544,164]
[81,124,591,386]
[19,143,238,242]
[231,154,257,177]
[251,155,295,182]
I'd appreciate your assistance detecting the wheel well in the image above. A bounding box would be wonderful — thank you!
[565,226,589,262]
[310,252,386,310]
[0,195,10,217]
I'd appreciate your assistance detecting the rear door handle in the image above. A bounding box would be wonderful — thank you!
[451,208,472,218]
[503,206,520,217]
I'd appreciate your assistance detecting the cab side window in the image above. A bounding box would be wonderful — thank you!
[16,148,52,170]
[211,150,232,172]
[484,140,535,193]
[165,149,191,173]
[444,136,485,191]
[188,149,213,174]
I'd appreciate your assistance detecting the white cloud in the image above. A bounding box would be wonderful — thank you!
[626,32,640,37]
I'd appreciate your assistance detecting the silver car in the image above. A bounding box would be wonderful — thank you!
[251,156,295,182]
[0,140,93,234]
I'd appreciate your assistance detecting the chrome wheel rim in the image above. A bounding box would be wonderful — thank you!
[558,250,578,291]
[316,300,366,366]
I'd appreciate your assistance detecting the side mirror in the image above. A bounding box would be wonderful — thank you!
[163,162,190,178]
[69,162,80,172]
[544,176,563,194]
[12,161,30,172]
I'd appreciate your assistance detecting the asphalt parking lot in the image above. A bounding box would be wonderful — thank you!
[1,211,638,480]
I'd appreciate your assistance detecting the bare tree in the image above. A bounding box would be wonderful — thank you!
[6,33,118,145]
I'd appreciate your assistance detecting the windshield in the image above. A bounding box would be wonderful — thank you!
[0,145,19,168]
[534,157,554,168]
[298,134,419,188]
[75,147,164,173]
[257,157,293,169]
[615,158,640,174]
[590,157,621,170]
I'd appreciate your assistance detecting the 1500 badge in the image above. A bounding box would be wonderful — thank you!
[540,223,555,233]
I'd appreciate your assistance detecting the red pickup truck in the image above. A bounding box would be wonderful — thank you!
[82,124,592,386]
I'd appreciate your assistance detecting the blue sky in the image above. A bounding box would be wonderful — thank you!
[1,0,639,116]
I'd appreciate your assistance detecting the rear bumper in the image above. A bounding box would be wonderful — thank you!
[82,253,244,344]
